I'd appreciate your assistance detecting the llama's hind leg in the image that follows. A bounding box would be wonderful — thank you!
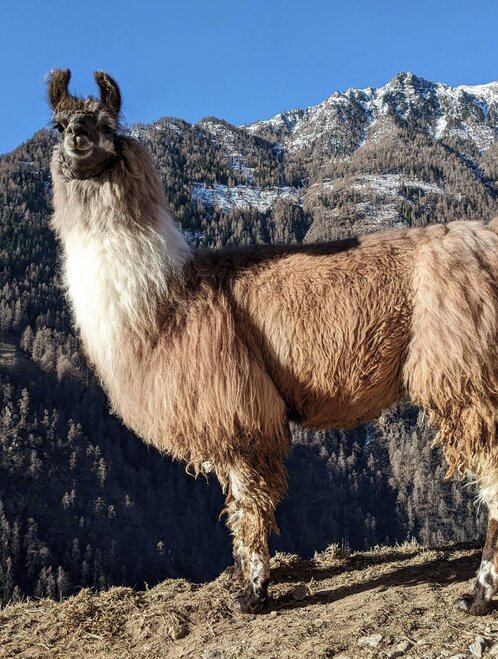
[224,455,287,613]
[456,485,498,615]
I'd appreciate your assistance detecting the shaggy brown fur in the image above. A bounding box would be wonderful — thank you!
[48,69,498,615]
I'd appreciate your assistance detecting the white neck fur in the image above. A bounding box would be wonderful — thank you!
[61,201,190,378]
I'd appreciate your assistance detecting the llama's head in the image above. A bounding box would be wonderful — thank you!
[47,69,122,179]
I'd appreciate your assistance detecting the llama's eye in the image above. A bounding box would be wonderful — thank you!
[53,123,64,133]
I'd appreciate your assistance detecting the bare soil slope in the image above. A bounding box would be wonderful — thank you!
[1,542,497,658]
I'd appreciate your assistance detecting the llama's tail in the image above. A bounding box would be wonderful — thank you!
[404,220,498,477]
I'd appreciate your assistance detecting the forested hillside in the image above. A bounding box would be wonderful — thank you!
[0,72,496,606]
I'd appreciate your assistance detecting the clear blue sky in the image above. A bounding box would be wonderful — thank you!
[1,0,498,154]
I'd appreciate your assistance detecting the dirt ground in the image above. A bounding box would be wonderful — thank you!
[1,542,497,658]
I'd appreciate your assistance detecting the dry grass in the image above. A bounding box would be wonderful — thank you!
[1,543,497,658]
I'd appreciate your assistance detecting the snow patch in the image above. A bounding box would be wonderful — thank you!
[435,115,448,139]
[192,183,301,213]
[353,174,444,197]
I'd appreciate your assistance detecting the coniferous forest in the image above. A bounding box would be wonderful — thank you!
[2,73,497,605]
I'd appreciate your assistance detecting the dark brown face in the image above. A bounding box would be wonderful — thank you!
[48,69,122,179]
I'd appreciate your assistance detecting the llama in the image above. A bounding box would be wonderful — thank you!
[48,68,498,615]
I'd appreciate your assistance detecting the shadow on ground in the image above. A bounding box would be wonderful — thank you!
[266,544,483,614]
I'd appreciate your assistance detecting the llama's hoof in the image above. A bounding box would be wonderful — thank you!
[455,592,492,616]
[231,585,267,614]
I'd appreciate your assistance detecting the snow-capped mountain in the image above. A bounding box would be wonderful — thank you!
[201,71,498,241]
[245,72,498,157]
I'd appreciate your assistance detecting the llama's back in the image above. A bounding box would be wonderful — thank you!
[404,220,498,476]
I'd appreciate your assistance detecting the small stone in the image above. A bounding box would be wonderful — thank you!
[447,655,467,659]
[489,642,498,656]
[397,640,413,652]
[292,583,308,600]
[202,651,225,659]
[357,634,383,649]
[469,635,490,658]
[386,639,413,658]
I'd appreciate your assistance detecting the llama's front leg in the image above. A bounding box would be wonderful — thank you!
[224,457,287,613]
[224,547,244,581]
[456,494,498,615]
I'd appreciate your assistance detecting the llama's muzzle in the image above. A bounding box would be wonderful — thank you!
[65,119,93,154]
[75,135,91,149]
[65,133,92,156]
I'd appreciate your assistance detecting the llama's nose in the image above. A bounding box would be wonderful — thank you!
[67,119,89,137]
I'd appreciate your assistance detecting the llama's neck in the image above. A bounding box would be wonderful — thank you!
[51,139,191,378]
[63,208,189,377]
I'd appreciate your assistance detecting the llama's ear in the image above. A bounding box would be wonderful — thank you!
[47,69,72,110]
[94,70,122,118]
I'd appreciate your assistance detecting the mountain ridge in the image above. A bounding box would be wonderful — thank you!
[243,71,498,156]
